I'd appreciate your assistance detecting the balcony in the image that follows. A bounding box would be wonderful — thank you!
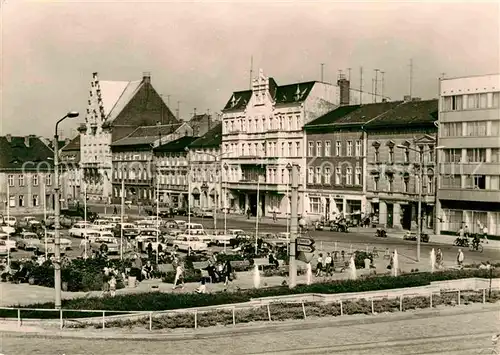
[227,180,291,192]
[438,188,500,203]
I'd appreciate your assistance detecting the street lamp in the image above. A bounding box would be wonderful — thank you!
[396,144,444,262]
[286,163,299,289]
[223,163,229,236]
[54,111,79,309]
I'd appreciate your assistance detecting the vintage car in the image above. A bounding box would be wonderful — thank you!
[172,235,208,253]
[403,231,430,243]
[16,232,41,251]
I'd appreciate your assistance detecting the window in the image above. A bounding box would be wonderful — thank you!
[316,141,322,157]
[373,176,379,191]
[309,197,321,214]
[404,148,410,163]
[442,175,461,188]
[296,142,300,156]
[308,142,314,157]
[308,167,314,184]
[18,175,25,186]
[355,166,361,185]
[466,148,486,163]
[467,94,480,109]
[465,175,486,190]
[403,176,410,193]
[490,176,500,190]
[466,121,487,136]
[32,194,39,207]
[18,195,25,207]
[324,141,331,157]
[480,93,488,108]
[46,174,52,186]
[444,149,462,163]
[287,142,292,157]
[493,92,500,108]
[387,174,394,192]
[335,167,341,184]
[346,141,353,156]
[491,121,500,136]
[335,141,341,156]
[374,147,380,162]
[427,173,434,194]
[491,148,500,163]
[388,146,394,163]
[281,142,285,157]
[9,195,15,207]
[287,116,292,131]
[8,175,14,187]
[325,167,331,184]
[346,167,353,185]
[442,122,462,137]
[448,95,463,111]
[355,140,362,157]
[315,167,322,184]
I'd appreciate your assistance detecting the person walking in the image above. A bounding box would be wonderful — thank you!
[315,253,323,277]
[325,252,333,277]
[173,260,185,289]
[223,260,232,287]
[457,249,464,269]
[109,276,117,297]
[436,248,443,269]
[482,224,489,244]
[113,205,118,215]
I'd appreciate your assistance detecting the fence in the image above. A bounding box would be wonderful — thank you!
[1,287,498,331]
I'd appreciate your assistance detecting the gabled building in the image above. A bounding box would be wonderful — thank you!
[189,113,213,138]
[0,135,55,215]
[110,123,193,204]
[364,99,438,230]
[188,123,222,210]
[60,135,81,207]
[153,135,198,208]
[304,101,402,221]
[78,72,178,203]
[221,69,340,217]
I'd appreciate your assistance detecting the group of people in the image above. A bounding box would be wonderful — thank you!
[203,252,233,286]
[457,222,489,249]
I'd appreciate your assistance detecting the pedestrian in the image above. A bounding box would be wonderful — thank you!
[246,208,251,219]
[223,260,232,287]
[464,225,470,239]
[482,224,489,244]
[457,249,464,269]
[109,276,117,297]
[315,253,323,277]
[173,260,185,289]
[113,205,118,215]
[436,248,443,269]
[325,252,333,276]
[273,210,277,222]
[196,279,207,294]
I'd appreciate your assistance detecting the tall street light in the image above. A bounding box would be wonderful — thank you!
[53,111,79,309]
[396,143,443,262]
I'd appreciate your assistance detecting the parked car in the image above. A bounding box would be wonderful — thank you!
[16,232,41,250]
[403,231,430,243]
[90,236,120,254]
[199,208,214,218]
[68,222,95,238]
[0,241,9,256]
[172,235,208,253]
[113,223,139,239]
[180,229,212,244]
[0,224,15,235]
[44,231,73,250]
[0,232,17,251]
[19,216,41,228]
[207,230,234,246]
[3,216,17,227]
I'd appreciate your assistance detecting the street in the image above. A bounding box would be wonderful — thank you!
[0,305,497,354]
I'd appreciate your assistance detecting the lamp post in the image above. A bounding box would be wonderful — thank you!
[53,111,79,309]
[223,163,229,236]
[396,143,443,262]
[286,163,299,289]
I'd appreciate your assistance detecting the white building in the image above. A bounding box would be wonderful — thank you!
[220,69,340,217]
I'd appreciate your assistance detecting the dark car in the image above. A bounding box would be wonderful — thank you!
[403,231,430,243]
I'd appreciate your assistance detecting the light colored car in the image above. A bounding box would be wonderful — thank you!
[68,222,95,238]
[0,232,17,251]
[90,236,120,254]
[20,216,41,227]
[16,232,41,250]
[182,229,212,244]
[207,230,234,246]
[199,208,214,218]
[173,235,208,253]
[4,216,17,227]
[44,231,73,250]
[0,225,15,235]
[228,229,245,237]
[92,219,114,230]
[0,241,9,256]
[185,222,204,231]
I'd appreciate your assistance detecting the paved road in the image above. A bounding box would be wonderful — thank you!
[0,306,498,354]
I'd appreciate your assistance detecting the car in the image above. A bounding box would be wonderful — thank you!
[199,208,214,218]
[3,216,17,227]
[207,230,234,246]
[36,238,69,256]
[403,231,430,243]
[68,222,95,238]
[185,222,204,231]
[44,231,73,250]
[0,232,17,251]
[90,236,120,254]
[0,241,9,256]
[20,216,41,228]
[16,232,41,250]
[174,207,187,216]
[180,229,212,244]
[175,220,187,230]
[92,219,115,230]
[172,235,208,253]
[114,223,139,239]
[0,224,15,235]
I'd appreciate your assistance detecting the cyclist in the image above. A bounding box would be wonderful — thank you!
[472,233,481,250]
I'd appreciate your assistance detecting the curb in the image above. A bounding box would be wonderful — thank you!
[0,303,497,341]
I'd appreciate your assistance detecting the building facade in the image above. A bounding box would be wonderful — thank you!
[437,74,500,236]
[78,72,178,203]
[60,135,81,208]
[153,136,197,208]
[0,135,55,215]
[188,123,222,211]
[111,123,192,205]
[365,99,438,230]
[221,69,339,217]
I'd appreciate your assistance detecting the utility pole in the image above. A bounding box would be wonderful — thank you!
[288,164,299,289]
[320,63,325,82]
[409,59,413,99]
[372,78,375,103]
[381,71,385,101]
[374,69,379,103]
[359,67,363,104]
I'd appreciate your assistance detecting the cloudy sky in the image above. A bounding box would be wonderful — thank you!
[1,0,498,138]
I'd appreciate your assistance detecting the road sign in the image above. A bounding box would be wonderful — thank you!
[296,238,314,246]
[297,245,315,253]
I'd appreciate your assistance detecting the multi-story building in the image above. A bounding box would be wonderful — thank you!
[78,72,178,203]
[189,113,214,138]
[188,123,222,210]
[365,99,438,230]
[437,73,500,236]
[0,135,55,215]
[60,135,81,207]
[153,136,197,208]
[304,101,402,221]
[221,69,339,217]
[110,123,192,205]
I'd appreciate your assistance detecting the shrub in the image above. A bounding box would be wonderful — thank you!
[353,251,373,269]
[162,269,202,284]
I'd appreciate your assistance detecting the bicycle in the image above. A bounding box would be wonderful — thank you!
[478,334,500,354]
[469,242,484,253]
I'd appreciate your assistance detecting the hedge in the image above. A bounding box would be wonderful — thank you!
[3,268,497,320]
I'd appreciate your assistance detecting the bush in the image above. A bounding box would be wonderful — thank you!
[353,251,373,269]
[162,269,202,284]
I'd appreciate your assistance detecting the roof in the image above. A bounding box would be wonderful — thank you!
[364,99,438,129]
[189,114,210,123]
[111,123,183,147]
[189,123,222,149]
[305,101,404,129]
[154,136,198,153]
[222,80,318,112]
[61,135,80,151]
[100,80,143,121]
[0,136,54,171]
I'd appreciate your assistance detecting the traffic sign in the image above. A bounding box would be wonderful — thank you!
[297,245,315,253]
[297,238,314,246]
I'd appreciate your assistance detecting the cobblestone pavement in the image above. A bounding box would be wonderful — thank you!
[0,305,498,354]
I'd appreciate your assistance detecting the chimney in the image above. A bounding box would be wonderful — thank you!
[6,134,11,143]
[24,136,31,147]
[142,72,151,84]
[337,74,350,105]
[404,95,412,102]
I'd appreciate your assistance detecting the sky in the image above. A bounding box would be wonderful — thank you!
[1,0,499,138]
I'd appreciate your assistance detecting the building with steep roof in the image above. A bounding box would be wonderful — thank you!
[78,72,178,202]
[0,135,56,215]
[221,69,340,217]
[189,113,215,138]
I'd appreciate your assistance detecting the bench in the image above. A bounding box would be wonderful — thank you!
[192,261,211,283]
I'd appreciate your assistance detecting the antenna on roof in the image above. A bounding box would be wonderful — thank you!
[320,63,325,82]
[249,56,253,89]
[374,69,379,103]
[381,71,385,101]
[409,58,413,99]
[359,67,363,104]
[176,101,181,121]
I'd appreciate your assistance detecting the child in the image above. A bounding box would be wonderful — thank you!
[109,276,117,297]
[196,279,207,294]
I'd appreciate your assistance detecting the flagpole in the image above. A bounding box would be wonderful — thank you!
[84,182,87,259]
